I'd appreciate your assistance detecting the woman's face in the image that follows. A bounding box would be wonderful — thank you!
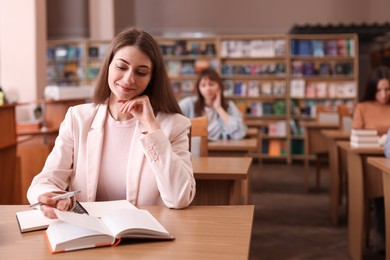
[108,46,152,102]
[375,79,390,105]
[198,76,220,102]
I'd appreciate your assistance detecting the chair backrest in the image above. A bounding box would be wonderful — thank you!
[316,104,339,124]
[337,104,352,131]
[190,116,208,156]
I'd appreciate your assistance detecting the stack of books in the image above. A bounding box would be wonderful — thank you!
[350,129,380,148]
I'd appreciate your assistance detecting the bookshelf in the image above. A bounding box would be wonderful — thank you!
[156,33,358,163]
[217,35,289,161]
[46,39,110,87]
[45,34,358,163]
[288,34,358,162]
[155,36,219,99]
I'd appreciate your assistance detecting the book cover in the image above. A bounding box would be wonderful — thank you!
[325,40,337,56]
[247,81,260,97]
[223,80,235,96]
[311,40,324,57]
[319,63,331,76]
[262,103,273,115]
[290,79,305,98]
[297,40,311,56]
[260,82,272,95]
[268,140,282,156]
[272,81,286,95]
[88,47,99,58]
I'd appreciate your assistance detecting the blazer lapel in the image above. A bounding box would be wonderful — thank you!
[86,104,107,201]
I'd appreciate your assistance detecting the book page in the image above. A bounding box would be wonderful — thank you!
[54,209,112,236]
[80,200,136,217]
[101,209,172,238]
[16,209,57,233]
[46,221,115,253]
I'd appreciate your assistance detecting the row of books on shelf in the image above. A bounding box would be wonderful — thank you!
[166,60,218,76]
[171,80,195,95]
[88,45,109,59]
[160,40,216,56]
[290,79,356,98]
[47,46,83,61]
[223,80,286,97]
[220,40,286,58]
[291,99,354,118]
[47,44,109,62]
[291,61,353,77]
[245,100,285,116]
[47,64,84,80]
[221,63,285,76]
[289,119,304,136]
[261,121,287,137]
[261,140,305,156]
[262,140,287,156]
[290,38,355,57]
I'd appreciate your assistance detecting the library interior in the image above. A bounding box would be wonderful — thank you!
[1,0,390,259]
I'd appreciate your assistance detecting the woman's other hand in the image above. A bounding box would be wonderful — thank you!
[37,192,71,219]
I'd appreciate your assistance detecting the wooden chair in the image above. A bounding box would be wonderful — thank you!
[337,104,352,132]
[190,116,208,157]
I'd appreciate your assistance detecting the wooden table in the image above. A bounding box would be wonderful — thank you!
[301,121,339,192]
[0,205,254,260]
[367,157,390,259]
[321,130,350,225]
[337,141,384,260]
[192,157,252,205]
[208,138,258,157]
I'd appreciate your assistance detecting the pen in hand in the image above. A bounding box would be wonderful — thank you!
[29,190,81,208]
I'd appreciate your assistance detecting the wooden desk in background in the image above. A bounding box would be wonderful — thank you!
[208,138,258,157]
[367,157,390,259]
[192,157,252,205]
[300,121,338,192]
[17,127,59,204]
[337,141,384,260]
[15,98,86,204]
[321,130,350,225]
[0,205,254,260]
[0,105,20,204]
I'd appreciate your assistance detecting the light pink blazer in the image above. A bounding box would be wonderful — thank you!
[27,103,195,209]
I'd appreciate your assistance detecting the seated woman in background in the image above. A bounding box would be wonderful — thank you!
[353,65,390,253]
[179,68,247,140]
[352,65,390,136]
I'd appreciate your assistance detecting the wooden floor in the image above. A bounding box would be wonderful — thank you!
[248,160,385,260]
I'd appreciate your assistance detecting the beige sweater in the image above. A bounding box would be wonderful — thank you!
[352,101,390,135]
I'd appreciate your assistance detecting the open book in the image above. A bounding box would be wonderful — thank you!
[16,200,136,233]
[46,208,174,253]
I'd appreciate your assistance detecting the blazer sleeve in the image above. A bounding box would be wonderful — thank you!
[225,101,248,140]
[139,115,195,209]
[27,108,75,205]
